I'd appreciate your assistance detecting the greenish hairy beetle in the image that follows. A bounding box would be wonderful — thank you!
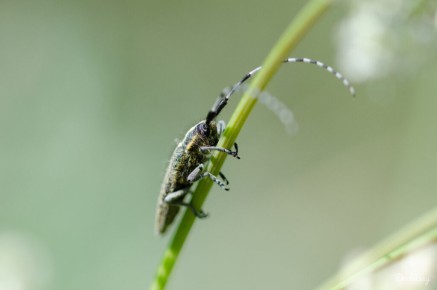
[155,58,355,234]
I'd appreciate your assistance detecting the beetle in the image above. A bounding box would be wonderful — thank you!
[155,57,355,234]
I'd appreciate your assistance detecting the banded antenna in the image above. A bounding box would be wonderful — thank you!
[206,58,355,124]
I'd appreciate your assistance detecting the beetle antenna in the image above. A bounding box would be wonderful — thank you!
[206,57,355,124]
[284,58,356,96]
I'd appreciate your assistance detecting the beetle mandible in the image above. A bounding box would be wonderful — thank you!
[155,58,355,234]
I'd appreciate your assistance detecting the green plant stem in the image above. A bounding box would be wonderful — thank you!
[149,0,333,289]
[315,207,437,290]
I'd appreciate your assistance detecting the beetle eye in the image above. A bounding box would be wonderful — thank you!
[199,122,209,135]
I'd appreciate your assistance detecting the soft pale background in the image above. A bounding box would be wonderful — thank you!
[1,1,436,290]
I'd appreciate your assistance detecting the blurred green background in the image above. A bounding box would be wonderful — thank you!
[1,1,436,290]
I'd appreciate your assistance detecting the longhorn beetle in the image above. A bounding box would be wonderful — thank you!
[155,58,355,234]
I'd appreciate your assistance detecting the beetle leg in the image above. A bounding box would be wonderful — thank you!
[187,164,203,183]
[216,120,226,135]
[200,142,240,159]
[164,197,208,219]
[163,189,188,203]
[219,171,229,186]
[187,164,230,190]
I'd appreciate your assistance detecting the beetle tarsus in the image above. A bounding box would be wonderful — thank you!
[219,171,229,186]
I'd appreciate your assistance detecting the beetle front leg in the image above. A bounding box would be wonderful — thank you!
[187,164,230,190]
[200,142,240,159]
